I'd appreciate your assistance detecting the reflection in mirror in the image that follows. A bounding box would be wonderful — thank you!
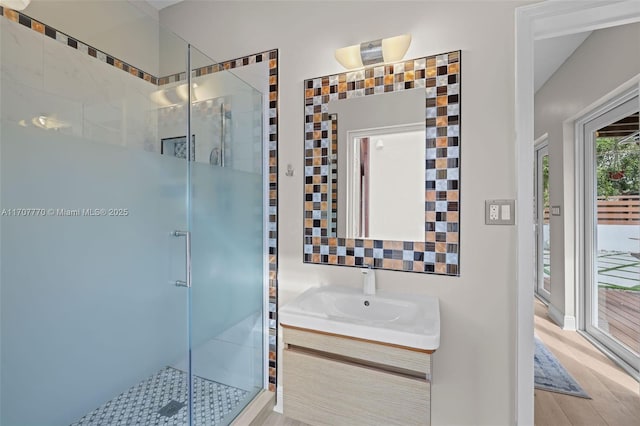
[327,89,425,240]
[345,125,425,241]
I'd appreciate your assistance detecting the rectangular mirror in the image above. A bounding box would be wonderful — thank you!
[304,51,461,275]
[328,90,425,240]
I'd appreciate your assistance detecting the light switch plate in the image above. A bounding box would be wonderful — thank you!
[485,199,516,225]
[551,205,561,216]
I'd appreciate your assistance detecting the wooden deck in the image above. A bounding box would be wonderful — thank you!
[598,288,640,354]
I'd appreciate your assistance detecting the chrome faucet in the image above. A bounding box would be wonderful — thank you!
[361,264,376,296]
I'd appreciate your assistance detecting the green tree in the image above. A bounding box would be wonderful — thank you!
[596,136,639,198]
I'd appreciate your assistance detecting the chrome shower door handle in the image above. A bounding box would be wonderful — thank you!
[173,230,191,288]
[220,103,226,167]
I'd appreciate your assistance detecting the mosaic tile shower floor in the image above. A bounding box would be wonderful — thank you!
[70,366,248,426]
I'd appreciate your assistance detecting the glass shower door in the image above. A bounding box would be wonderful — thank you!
[186,46,265,425]
[0,8,193,425]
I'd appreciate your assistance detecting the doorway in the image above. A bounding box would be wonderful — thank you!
[516,3,640,423]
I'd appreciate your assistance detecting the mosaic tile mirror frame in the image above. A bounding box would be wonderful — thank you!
[303,50,461,275]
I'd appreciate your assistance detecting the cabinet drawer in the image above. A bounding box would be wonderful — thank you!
[284,348,430,426]
[283,326,431,378]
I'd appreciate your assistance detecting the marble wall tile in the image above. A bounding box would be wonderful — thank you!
[2,15,158,152]
[0,17,44,91]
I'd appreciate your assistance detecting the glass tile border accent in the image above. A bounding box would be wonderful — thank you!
[329,113,338,237]
[303,51,461,276]
[208,49,280,391]
[157,51,278,87]
[0,7,159,84]
[1,5,280,392]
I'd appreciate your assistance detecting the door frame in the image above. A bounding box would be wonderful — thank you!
[576,88,639,375]
[515,2,640,424]
[534,135,551,302]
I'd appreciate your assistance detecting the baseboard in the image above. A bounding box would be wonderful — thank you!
[230,390,275,426]
[274,385,284,413]
[563,315,577,331]
[548,303,577,331]
[547,303,563,327]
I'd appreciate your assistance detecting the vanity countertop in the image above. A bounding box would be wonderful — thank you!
[279,285,440,351]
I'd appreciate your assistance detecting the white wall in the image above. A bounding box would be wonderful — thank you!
[162,2,521,424]
[368,130,425,241]
[597,225,640,252]
[534,22,640,327]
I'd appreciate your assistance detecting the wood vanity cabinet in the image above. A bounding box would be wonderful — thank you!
[282,325,432,426]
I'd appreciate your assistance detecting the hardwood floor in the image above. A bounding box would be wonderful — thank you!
[535,299,640,426]
[261,411,308,426]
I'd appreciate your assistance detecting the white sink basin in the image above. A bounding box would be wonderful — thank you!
[279,285,440,351]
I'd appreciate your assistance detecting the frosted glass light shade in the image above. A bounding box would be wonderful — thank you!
[0,0,31,10]
[335,34,412,70]
[334,44,363,70]
[382,34,412,63]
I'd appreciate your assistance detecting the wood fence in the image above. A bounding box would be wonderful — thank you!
[597,195,640,225]
[543,195,639,224]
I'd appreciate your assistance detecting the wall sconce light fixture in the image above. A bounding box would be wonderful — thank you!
[335,34,411,70]
[0,0,31,11]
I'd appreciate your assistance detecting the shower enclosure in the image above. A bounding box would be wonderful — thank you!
[0,2,265,425]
